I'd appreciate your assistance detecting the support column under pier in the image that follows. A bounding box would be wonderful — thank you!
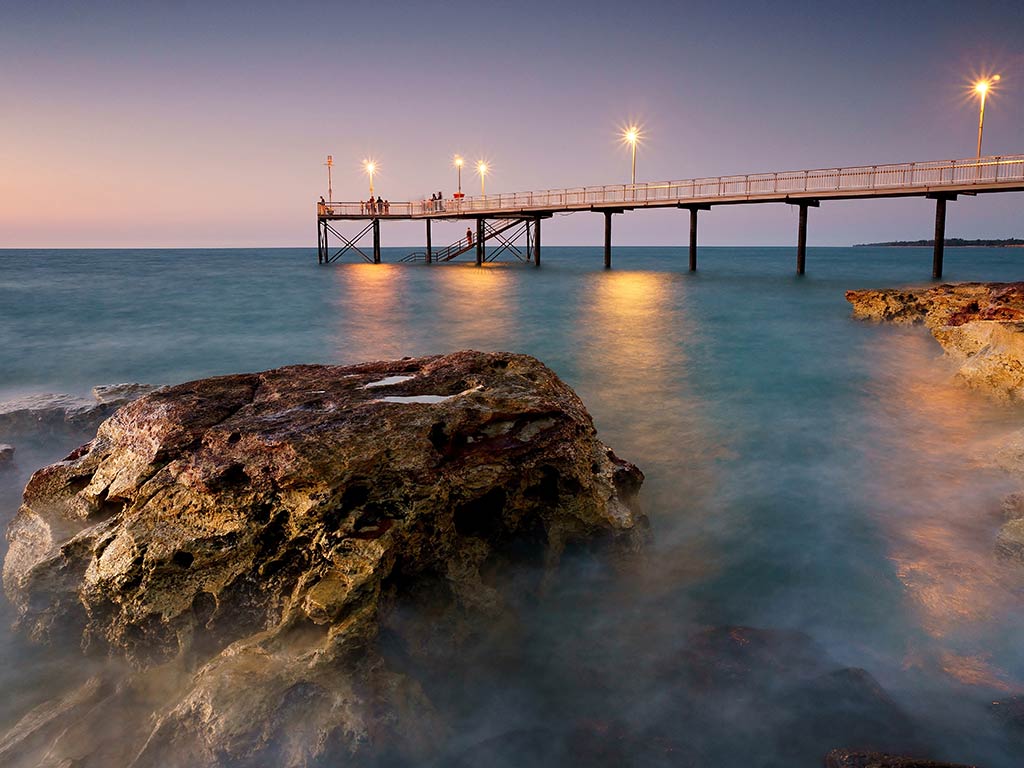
[931,195,951,280]
[682,205,709,272]
[372,219,381,264]
[317,219,325,264]
[476,219,484,266]
[425,219,432,264]
[787,199,818,276]
[534,217,542,267]
[604,211,613,269]
[797,205,807,276]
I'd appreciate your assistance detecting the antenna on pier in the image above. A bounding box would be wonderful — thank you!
[324,155,334,201]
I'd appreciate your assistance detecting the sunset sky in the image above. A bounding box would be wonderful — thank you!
[3,0,1023,247]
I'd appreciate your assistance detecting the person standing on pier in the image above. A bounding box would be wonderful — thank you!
[384,200,390,215]
[376,196,384,216]
[466,226,473,247]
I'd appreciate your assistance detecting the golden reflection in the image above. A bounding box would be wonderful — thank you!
[332,264,414,363]
[433,264,516,351]
[575,270,722,597]
[859,326,1023,690]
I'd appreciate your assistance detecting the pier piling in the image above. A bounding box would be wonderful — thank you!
[797,205,807,275]
[425,220,432,264]
[932,196,947,280]
[604,211,613,269]
[476,219,484,266]
[683,205,709,272]
[372,219,381,264]
[534,217,542,267]
[788,199,817,276]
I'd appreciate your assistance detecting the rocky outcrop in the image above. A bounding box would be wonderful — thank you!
[845,282,1024,401]
[1,351,644,767]
[0,384,158,438]
[847,283,1024,566]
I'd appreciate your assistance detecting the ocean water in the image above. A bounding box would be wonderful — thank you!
[1,245,1024,766]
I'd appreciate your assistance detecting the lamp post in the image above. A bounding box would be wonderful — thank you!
[973,75,1001,158]
[324,155,333,201]
[363,160,376,198]
[477,161,488,196]
[454,155,464,196]
[622,125,640,184]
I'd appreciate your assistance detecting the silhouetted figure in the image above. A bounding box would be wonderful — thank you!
[466,227,473,247]
[384,200,390,215]
[376,196,383,215]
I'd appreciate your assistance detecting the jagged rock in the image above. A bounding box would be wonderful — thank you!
[0,443,13,468]
[1001,492,1024,520]
[91,383,158,405]
[996,519,1024,564]
[845,283,1024,400]
[1,351,644,767]
[0,384,158,439]
[824,750,977,767]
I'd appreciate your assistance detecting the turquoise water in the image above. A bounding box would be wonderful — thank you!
[2,246,1024,765]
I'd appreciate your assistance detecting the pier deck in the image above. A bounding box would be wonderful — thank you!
[316,153,1024,277]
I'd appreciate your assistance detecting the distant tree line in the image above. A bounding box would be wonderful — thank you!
[854,237,1024,247]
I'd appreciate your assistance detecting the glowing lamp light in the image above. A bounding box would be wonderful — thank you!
[971,74,1001,158]
[620,123,643,185]
[363,159,377,197]
[476,160,489,196]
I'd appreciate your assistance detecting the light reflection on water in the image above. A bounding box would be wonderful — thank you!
[2,246,1024,765]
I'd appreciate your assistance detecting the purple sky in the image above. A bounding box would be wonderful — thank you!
[3,0,1023,247]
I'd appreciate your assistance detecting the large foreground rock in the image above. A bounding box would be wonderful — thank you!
[1,351,644,767]
[845,282,1024,401]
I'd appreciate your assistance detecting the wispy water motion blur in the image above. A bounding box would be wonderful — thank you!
[1,245,1023,766]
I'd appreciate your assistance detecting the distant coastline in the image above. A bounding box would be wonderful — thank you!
[854,237,1024,248]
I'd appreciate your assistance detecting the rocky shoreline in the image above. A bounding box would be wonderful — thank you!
[1,351,646,767]
[0,350,1008,767]
[846,282,1024,566]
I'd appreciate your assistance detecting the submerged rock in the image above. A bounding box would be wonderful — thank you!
[1,351,644,767]
[824,750,977,768]
[845,282,1024,401]
[989,695,1024,740]
[0,443,13,468]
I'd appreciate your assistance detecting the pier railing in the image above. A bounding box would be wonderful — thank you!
[318,154,1024,218]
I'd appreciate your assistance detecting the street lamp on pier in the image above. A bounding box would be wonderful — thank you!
[972,75,1001,158]
[454,155,464,197]
[621,125,642,185]
[476,160,489,196]
[363,159,377,198]
[324,155,333,201]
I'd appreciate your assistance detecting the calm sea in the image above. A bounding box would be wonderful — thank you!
[1,246,1023,766]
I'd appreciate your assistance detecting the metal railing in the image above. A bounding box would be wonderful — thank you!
[317,154,1024,218]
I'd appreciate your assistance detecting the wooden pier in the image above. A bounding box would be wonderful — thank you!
[316,154,1024,278]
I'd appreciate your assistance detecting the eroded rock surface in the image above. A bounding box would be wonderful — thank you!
[845,282,1024,401]
[0,384,158,441]
[1,351,644,767]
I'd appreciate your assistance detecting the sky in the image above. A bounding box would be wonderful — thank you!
[2,0,1023,248]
